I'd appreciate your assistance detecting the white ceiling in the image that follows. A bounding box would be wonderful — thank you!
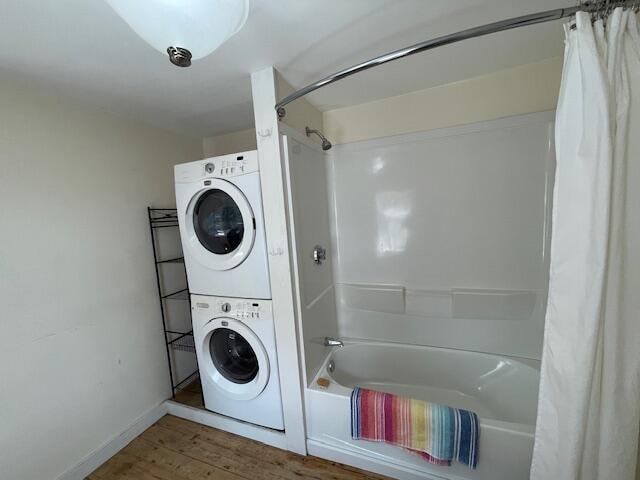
[0,0,572,138]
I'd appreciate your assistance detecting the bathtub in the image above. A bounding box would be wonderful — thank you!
[306,341,540,480]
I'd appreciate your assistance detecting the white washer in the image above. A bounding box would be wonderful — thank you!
[191,294,284,430]
[175,151,270,299]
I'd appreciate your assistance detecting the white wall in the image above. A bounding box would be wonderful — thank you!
[327,112,555,360]
[201,73,324,160]
[204,58,562,159]
[323,57,562,145]
[0,76,202,480]
[276,73,323,137]
[203,128,257,157]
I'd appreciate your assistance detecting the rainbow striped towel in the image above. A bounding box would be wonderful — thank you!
[351,387,479,469]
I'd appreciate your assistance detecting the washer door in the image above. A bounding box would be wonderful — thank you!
[199,318,270,400]
[185,179,256,271]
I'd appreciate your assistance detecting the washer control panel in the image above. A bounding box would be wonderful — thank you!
[193,296,270,321]
[232,301,263,320]
[221,300,264,320]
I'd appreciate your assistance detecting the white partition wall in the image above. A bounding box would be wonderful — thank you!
[250,67,306,454]
[328,111,555,360]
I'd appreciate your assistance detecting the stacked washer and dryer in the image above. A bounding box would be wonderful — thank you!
[175,151,284,430]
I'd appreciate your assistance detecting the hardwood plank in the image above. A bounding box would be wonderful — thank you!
[157,415,287,461]
[90,415,390,480]
[156,416,388,480]
[88,450,183,480]
[93,436,244,480]
[173,389,203,408]
[173,379,204,409]
[141,424,283,480]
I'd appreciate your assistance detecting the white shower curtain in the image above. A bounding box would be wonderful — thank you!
[530,8,640,480]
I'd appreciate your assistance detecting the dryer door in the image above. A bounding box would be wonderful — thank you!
[199,318,270,400]
[185,179,256,271]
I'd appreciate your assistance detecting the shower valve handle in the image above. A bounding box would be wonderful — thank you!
[313,245,327,265]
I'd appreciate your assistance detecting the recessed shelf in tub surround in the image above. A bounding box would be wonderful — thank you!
[335,283,545,359]
[338,283,539,321]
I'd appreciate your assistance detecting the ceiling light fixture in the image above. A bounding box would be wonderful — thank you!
[105,0,249,67]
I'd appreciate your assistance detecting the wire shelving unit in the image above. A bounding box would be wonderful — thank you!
[147,207,200,399]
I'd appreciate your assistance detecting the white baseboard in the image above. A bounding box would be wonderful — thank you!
[165,400,287,450]
[307,439,450,480]
[56,401,168,480]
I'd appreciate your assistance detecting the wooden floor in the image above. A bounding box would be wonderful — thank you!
[87,415,389,480]
[173,377,204,409]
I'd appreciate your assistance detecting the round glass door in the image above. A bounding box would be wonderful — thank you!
[184,179,256,271]
[193,189,244,255]
[210,328,258,384]
[199,318,269,400]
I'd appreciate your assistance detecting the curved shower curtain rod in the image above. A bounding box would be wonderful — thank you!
[275,0,636,119]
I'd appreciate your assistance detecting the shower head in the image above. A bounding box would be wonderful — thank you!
[305,127,332,151]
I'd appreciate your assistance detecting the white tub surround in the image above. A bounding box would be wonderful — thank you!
[327,112,555,361]
[307,341,539,480]
[282,124,339,386]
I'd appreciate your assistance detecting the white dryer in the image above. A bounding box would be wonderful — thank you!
[191,294,284,430]
[175,151,270,299]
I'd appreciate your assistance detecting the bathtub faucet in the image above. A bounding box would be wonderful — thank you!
[324,337,344,347]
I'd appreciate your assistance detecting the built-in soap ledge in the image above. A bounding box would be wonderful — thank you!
[405,289,451,317]
[339,283,405,314]
[451,288,537,321]
[337,283,539,321]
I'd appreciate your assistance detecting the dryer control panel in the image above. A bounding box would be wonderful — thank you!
[175,150,259,183]
[193,295,272,321]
